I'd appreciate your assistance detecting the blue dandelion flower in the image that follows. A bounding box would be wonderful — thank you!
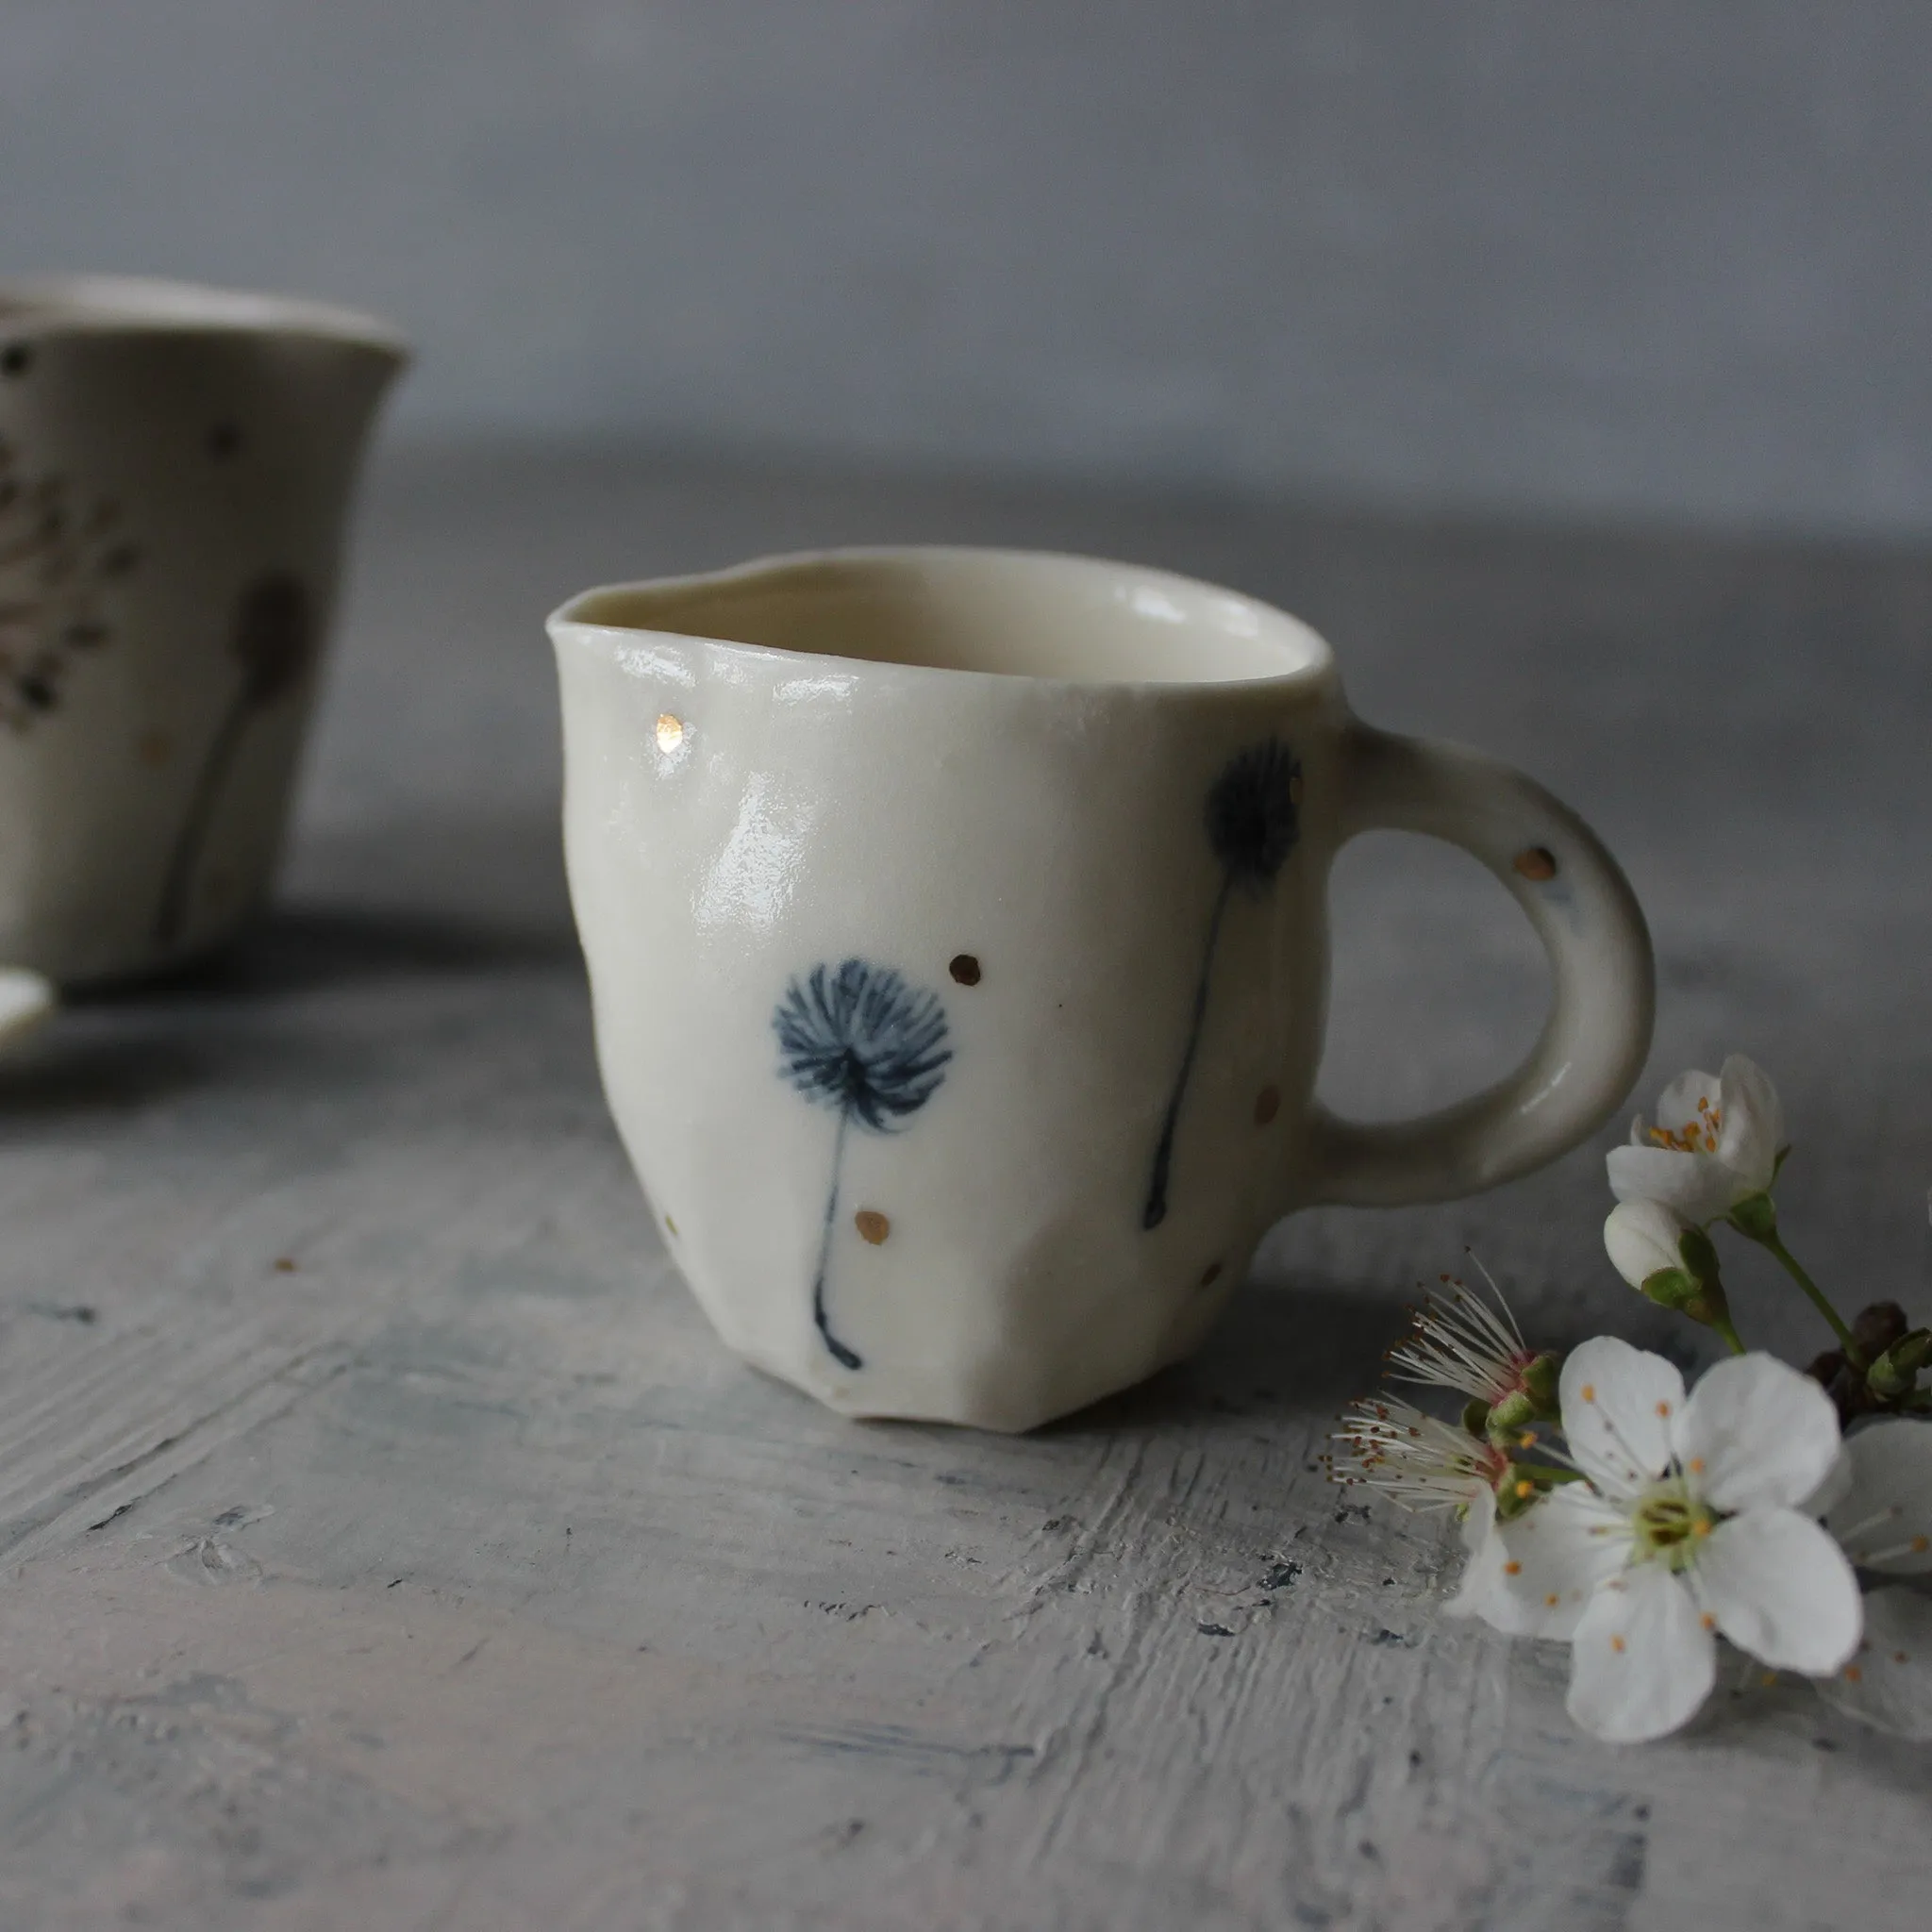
[774,959,952,1367]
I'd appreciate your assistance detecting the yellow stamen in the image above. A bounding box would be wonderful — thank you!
[1504,1561,1522,1576]
[1610,1635,1626,1654]
[1581,1384,1596,1404]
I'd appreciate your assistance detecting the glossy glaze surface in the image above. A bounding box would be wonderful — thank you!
[551,548,1654,1428]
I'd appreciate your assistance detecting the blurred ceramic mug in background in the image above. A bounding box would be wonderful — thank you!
[551,548,1656,1432]
[0,274,406,983]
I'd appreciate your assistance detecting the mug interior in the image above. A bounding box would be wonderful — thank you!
[562,549,1330,687]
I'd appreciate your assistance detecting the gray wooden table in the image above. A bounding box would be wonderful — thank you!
[3,448,1929,1930]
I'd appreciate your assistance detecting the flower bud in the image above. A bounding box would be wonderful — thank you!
[1853,1301,1911,1361]
[1868,1328,1932,1402]
[1604,1201,1733,1334]
[1604,1200,1694,1291]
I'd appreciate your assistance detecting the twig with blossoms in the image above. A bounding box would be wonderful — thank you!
[1329,1051,1932,1745]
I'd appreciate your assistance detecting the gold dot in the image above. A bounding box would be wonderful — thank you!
[949,953,981,987]
[1544,1592,1559,1607]
[1656,1400,1671,1417]
[1844,1664,1862,1683]
[656,712,685,752]
[273,1257,297,1274]
[855,1209,890,1245]
[1513,845,1557,882]
[1701,1612,1716,1631]
[1200,1260,1223,1288]
[664,1214,678,1237]
[1610,1634,1626,1654]
[1503,1560,1522,1576]
[1580,1384,1596,1404]
[1254,1085,1281,1126]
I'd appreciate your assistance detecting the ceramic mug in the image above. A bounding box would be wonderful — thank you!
[551,548,1654,1431]
[0,274,407,984]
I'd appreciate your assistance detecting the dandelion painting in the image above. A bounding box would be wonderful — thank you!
[154,570,312,944]
[774,958,952,1369]
[1141,737,1301,1230]
[0,440,133,733]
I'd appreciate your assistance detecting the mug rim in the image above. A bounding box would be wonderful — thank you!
[547,544,1338,694]
[0,272,410,360]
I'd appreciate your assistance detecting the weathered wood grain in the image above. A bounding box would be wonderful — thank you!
[2,448,1929,1928]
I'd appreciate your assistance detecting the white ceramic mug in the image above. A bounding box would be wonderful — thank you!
[551,548,1653,1431]
[0,275,406,983]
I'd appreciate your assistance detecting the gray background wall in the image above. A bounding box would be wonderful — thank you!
[4,1,1928,537]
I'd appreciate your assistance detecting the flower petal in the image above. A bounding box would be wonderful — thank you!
[1567,1563,1716,1743]
[1674,1352,1841,1513]
[1715,1054,1783,1193]
[0,967,55,1052]
[1445,1488,1543,1636]
[1814,1587,1932,1740]
[1603,1199,1692,1291]
[1824,1419,1932,1574]
[1559,1337,1683,1496]
[1693,1509,1861,1674]
[1653,1068,1722,1137]
[1605,1144,1739,1222]
[1804,1445,1855,1519]
[1491,1483,1633,1639]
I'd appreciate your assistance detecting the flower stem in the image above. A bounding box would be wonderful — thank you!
[812,1107,862,1371]
[1753,1228,1861,1366]
[155,675,255,947]
[1709,1312,1748,1357]
[1142,868,1234,1231]
[1508,1462,1585,1486]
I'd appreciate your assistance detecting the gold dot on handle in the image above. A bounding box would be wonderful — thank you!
[656,713,685,752]
[855,1209,891,1245]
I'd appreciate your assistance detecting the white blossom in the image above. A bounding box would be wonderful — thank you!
[1384,1275,1543,1409]
[1824,1418,1932,1574]
[1607,1055,1784,1224]
[1461,1338,1860,1742]
[1329,1396,1509,1513]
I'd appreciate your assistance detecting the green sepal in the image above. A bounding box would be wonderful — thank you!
[1728,1191,1778,1242]
[1641,1266,1734,1336]
[1868,1329,1932,1402]
[1486,1390,1537,1441]
[1677,1223,1722,1285]
[1639,1266,1699,1311]
[1494,1476,1540,1522]
[1520,1351,1562,1417]
[1461,1398,1491,1438]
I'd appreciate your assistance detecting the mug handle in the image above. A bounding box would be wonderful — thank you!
[1305,723,1655,1208]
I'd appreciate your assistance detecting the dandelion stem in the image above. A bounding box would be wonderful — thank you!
[155,675,254,947]
[812,1106,862,1370]
[1747,1225,1861,1365]
[1142,868,1234,1231]
[1710,1312,1748,1357]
